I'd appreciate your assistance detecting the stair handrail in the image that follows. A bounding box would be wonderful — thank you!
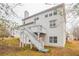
[21,28,43,44]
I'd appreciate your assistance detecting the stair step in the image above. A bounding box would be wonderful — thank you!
[39,49,49,52]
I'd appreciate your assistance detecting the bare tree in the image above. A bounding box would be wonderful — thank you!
[0,3,22,19]
[0,3,21,38]
[65,3,79,39]
[0,18,10,39]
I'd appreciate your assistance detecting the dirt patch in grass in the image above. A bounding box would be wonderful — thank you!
[0,45,21,55]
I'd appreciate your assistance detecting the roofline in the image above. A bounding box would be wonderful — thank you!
[22,3,65,21]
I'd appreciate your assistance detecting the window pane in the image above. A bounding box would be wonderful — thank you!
[49,37,53,43]
[49,36,57,43]
[36,17,39,20]
[45,14,48,17]
[54,36,57,43]
[49,13,52,16]
[49,20,56,28]
[54,10,57,15]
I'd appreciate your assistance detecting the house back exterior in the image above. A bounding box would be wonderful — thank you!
[21,3,66,47]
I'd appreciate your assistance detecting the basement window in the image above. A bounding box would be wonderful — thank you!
[49,36,57,43]
[49,37,53,43]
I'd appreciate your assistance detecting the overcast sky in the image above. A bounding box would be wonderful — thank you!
[12,3,58,25]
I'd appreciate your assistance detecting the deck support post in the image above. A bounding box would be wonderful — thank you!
[19,41,23,47]
[37,32,40,40]
[30,42,32,49]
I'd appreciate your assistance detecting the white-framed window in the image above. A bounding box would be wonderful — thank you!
[34,17,39,23]
[23,21,25,24]
[49,19,57,28]
[49,13,52,16]
[53,10,57,15]
[49,36,57,43]
[45,14,48,18]
[36,17,39,20]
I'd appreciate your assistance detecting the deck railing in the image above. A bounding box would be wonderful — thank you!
[28,25,47,33]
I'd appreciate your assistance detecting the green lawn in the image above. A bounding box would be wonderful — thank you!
[0,37,79,56]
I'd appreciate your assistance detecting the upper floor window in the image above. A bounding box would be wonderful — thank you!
[34,19,36,23]
[49,19,57,28]
[53,10,57,15]
[23,21,25,24]
[49,13,52,16]
[36,17,39,20]
[45,14,48,18]
[34,17,39,23]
